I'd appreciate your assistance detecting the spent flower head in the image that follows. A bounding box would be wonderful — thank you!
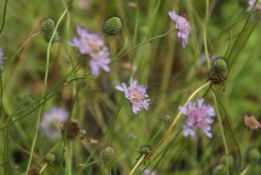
[244,115,261,130]
[115,76,150,114]
[40,107,69,140]
[69,26,111,76]
[179,98,216,138]
[168,10,191,48]
[0,47,6,70]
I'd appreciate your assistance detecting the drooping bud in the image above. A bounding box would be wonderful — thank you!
[40,18,59,42]
[100,146,116,163]
[102,16,123,36]
[60,119,80,140]
[248,148,260,164]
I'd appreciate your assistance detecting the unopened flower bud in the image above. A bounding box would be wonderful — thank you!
[213,58,227,73]
[102,16,123,36]
[40,18,59,42]
[100,146,116,163]
[248,148,260,164]
[61,119,80,140]
[45,153,56,163]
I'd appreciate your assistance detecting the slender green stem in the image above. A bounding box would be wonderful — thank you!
[109,29,177,64]
[104,100,128,148]
[215,92,242,170]
[129,155,145,175]
[80,159,100,170]
[239,165,250,175]
[132,0,139,46]
[2,32,41,72]
[204,0,210,69]
[25,5,71,174]
[39,163,48,174]
[227,0,259,61]
[149,122,165,145]
[211,87,229,175]
[0,0,8,33]
[229,12,261,71]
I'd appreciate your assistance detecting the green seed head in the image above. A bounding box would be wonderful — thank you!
[248,148,260,164]
[100,146,116,163]
[40,18,59,42]
[220,155,234,168]
[45,153,56,163]
[102,16,123,36]
[212,58,227,73]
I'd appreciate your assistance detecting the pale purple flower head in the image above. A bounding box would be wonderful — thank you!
[40,107,69,141]
[115,76,150,114]
[168,10,191,48]
[247,0,261,11]
[244,115,261,130]
[0,47,7,70]
[69,25,111,76]
[179,98,216,138]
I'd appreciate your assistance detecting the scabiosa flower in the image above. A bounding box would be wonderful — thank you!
[247,0,261,11]
[40,107,69,140]
[0,47,7,70]
[244,115,261,130]
[168,10,191,48]
[69,26,111,76]
[115,77,150,114]
[179,98,216,138]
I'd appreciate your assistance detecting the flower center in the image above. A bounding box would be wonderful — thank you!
[247,118,259,128]
[131,89,142,102]
[178,17,191,33]
[191,109,206,128]
[85,40,102,57]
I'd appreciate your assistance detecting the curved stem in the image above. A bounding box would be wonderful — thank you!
[214,92,242,170]
[138,81,211,166]
[109,29,177,64]
[129,154,145,175]
[25,5,71,174]
[2,32,41,72]
[211,87,229,175]
[0,0,8,33]
[204,0,210,69]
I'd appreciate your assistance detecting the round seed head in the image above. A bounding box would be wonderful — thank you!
[60,119,80,140]
[248,148,260,164]
[102,16,123,36]
[40,18,59,42]
[220,155,234,168]
[45,153,56,163]
[212,58,227,73]
[100,146,116,163]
